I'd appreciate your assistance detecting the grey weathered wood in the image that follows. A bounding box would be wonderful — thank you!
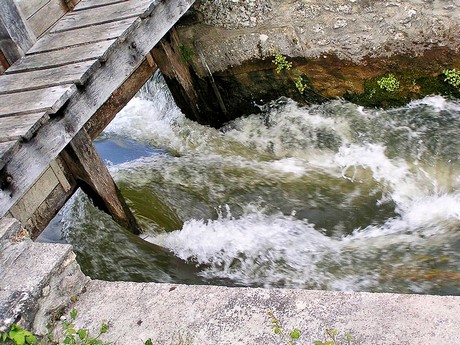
[0,0,36,54]
[73,0,127,11]
[51,0,154,33]
[0,140,19,171]
[0,85,77,117]
[0,112,49,142]
[64,129,141,234]
[15,0,49,20]
[28,18,136,54]
[0,15,23,64]
[0,60,99,95]
[6,40,116,73]
[0,0,195,218]
[27,0,68,38]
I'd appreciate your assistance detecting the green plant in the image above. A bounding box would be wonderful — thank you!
[443,68,460,89]
[314,329,352,345]
[179,45,194,64]
[1,324,37,345]
[295,76,307,94]
[61,309,110,345]
[377,74,400,92]
[272,53,292,73]
[267,311,301,345]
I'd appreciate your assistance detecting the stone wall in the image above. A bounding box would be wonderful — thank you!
[153,0,460,127]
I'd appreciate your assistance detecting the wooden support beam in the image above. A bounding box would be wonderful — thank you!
[63,129,141,235]
[85,55,157,139]
[0,0,36,59]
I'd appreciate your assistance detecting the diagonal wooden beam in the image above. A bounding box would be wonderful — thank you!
[62,128,141,234]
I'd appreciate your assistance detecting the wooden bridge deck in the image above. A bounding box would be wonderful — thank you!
[0,0,194,230]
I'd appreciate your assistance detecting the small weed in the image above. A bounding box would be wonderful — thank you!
[272,53,292,73]
[179,46,194,64]
[1,324,36,345]
[443,68,460,89]
[267,311,301,345]
[295,76,307,94]
[377,74,400,92]
[314,329,352,345]
[61,309,110,345]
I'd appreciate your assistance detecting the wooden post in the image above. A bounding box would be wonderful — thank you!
[62,129,142,235]
[0,0,36,62]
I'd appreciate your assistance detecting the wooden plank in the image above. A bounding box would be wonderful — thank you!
[15,0,49,20]
[0,140,19,170]
[0,60,99,95]
[10,167,59,223]
[0,112,49,142]
[0,0,195,218]
[0,85,77,117]
[28,18,136,54]
[51,0,154,33]
[0,15,24,64]
[73,0,127,11]
[6,40,116,73]
[0,0,36,54]
[27,0,68,38]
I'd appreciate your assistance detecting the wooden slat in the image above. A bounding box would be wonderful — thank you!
[0,60,99,95]
[0,140,19,170]
[0,112,49,142]
[73,0,127,11]
[6,40,116,73]
[28,18,136,54]
[51,0,154,33]
[0,0,36,53]
[15,0,49,20]
[27,0,68,38]
[0,85,77,117]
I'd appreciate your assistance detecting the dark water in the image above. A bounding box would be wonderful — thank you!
[41,73,460,295]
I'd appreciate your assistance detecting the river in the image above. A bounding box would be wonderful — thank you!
[40,72,460,295]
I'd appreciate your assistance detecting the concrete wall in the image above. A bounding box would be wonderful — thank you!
[154,0,460,127]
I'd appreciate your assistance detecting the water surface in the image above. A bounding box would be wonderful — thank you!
[44,73,460,295]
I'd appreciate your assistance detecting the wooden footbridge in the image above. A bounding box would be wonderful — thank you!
[0,0,194,237]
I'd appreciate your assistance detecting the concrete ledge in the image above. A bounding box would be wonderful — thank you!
[0,217,89,333]
[67,280,460,344]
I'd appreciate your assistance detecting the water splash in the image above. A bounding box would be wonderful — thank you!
[55,75,460,294]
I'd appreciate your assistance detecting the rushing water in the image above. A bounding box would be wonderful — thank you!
[42,73,460,295]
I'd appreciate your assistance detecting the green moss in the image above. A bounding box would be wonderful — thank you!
[345,70,460,108]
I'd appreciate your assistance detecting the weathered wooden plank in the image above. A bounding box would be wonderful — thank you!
[0,13,24,64]
[10,167,59,223]
[0,60,99,95]
[0,140,19,171]
[6,40,116,73]
[0,0,195,218]
[0,0,36,54]
[73,0,127,11]
[15,0,49,20]
[0,85,77,117]
[63,129,141,234]
[0,112,49,142]
[51,0,154,33]
[28,18,136,54]
[27,0,68,38]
